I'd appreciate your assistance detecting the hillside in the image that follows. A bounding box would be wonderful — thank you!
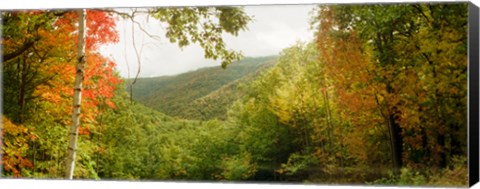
[125,56,278,120]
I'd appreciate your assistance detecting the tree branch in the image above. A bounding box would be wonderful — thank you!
[3,37,40,62]
[102,8,162,41]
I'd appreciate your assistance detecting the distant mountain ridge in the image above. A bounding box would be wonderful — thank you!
[125,56,278,120]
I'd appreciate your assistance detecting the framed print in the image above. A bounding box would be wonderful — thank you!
[1,0,478,188]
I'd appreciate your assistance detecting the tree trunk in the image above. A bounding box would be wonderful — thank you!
[65,9,86,179]
[386,84,403,176]
[388,112,403,175]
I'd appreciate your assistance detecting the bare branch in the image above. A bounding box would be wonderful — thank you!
[102,9,135,19]
[129,13,144,104]
[123,20,130,79]
[131,19,142,87]
[133,20,162,41]
[103,8,161,41]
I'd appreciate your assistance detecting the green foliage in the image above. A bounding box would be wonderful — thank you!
[368,168,428,186]
[150,7,251,67]
[277,152,319,177]
[223,43,336,182]
[219,153,256,180]
[397,168,426,186]
[96,88,252,181]
[369,160,467,188]
[127,56,277,120]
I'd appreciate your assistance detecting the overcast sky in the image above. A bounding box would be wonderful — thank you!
[100,5,317,78]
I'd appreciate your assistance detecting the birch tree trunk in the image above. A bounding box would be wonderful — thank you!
[65,9,86,179]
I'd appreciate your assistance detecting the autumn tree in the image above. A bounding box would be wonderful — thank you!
[313,3,467,180]
[65,6,251,179]
[2,6,251,179]
[2,9,121,178]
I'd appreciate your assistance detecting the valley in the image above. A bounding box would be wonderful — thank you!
[125,56,277,120]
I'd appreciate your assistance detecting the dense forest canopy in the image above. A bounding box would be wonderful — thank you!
[1,3,469,187]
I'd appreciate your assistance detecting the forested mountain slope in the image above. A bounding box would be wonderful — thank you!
[125,56,277,120]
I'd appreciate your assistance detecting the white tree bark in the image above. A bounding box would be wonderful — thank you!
[66,9,86,179]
